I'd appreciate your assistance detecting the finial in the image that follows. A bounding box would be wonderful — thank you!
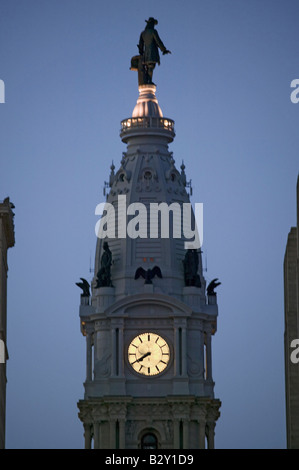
[130,18,171,86]
[180,160,186,186]
[109,161,115,187]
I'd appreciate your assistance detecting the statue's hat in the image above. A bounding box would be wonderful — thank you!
[145,17,158,25]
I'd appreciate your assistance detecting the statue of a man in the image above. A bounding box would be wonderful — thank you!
[183,249,202,288]
[135,17,171,85]
[96,241,113,288]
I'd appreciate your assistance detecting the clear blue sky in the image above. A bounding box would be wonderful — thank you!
[1,0,298,449]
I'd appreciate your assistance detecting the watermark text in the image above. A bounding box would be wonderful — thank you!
[95,195,203,249]
[290,79,299,104]
[0,339,5,364]
[0,79,5,103]
[290,339,299,364]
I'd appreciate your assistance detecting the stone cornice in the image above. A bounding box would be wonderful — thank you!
[104,292,193,317]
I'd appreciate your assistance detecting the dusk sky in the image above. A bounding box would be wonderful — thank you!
[1,0,298,449]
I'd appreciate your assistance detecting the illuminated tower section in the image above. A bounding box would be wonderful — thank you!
[77,82,221,449]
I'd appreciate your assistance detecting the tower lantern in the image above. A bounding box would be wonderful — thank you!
[77,18,221,450]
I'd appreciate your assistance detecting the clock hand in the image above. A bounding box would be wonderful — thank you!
[138,351,151,362]
[132,352,151,364]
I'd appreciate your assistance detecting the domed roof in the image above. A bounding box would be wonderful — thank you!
[132,84,163,118]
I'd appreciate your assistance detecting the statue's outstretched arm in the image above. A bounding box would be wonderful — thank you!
[153,30,171,54]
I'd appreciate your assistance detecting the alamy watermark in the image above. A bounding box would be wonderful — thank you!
[0,339,5,364]
[290,339,299,364]
[95,195,203,249]
[0,80,5,103]
[290,79,299,104]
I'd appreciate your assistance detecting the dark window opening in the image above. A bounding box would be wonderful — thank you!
[141,432,158,449]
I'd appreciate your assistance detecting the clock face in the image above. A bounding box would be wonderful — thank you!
[128,332,170,376]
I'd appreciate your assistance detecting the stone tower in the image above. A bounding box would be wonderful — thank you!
[284,175,299,449]
[0,197,15,449]
[77,30,221,449]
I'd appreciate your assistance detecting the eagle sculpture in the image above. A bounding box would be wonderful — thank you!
[134,266,163,284]
[76,278,90,297]
[207,278,221,296]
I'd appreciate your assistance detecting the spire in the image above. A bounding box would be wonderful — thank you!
[109,161,115,187]
[94,19,202,299]
[94,73,204,301]
[180,160,187,187]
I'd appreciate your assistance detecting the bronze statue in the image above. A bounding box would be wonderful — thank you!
[135,265,163,284]
[131,17,171,85]
[207,278,221,296]
[76,278,90,297]
[96,242,113,288]
[183,249,201,287]
[130,54,149,87]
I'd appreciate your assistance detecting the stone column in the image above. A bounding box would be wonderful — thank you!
[93,421,100,449]
[173,419,180,448]
[111,328,116,376]
[84,423,92,449]
[198,420,206,449]
[206,401,221,449]
[174,326,180,376]
[205,330,212,381]
[118,325,124,377]
[86,330,93,381]
[206,421,215,449]
[183,419,189,449]
[119,419,126,448]
[109,419,116,448]
[194,402,207,449]
[93,328,98,379]
[174,321,188,376]
[181,325,187,376]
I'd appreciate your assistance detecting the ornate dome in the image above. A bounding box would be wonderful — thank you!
[132,84,163,118]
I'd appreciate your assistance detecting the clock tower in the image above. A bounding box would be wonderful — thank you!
[77,20,221,449]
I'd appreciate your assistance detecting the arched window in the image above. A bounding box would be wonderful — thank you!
[141,432,158,449]
[143,170,152,180]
